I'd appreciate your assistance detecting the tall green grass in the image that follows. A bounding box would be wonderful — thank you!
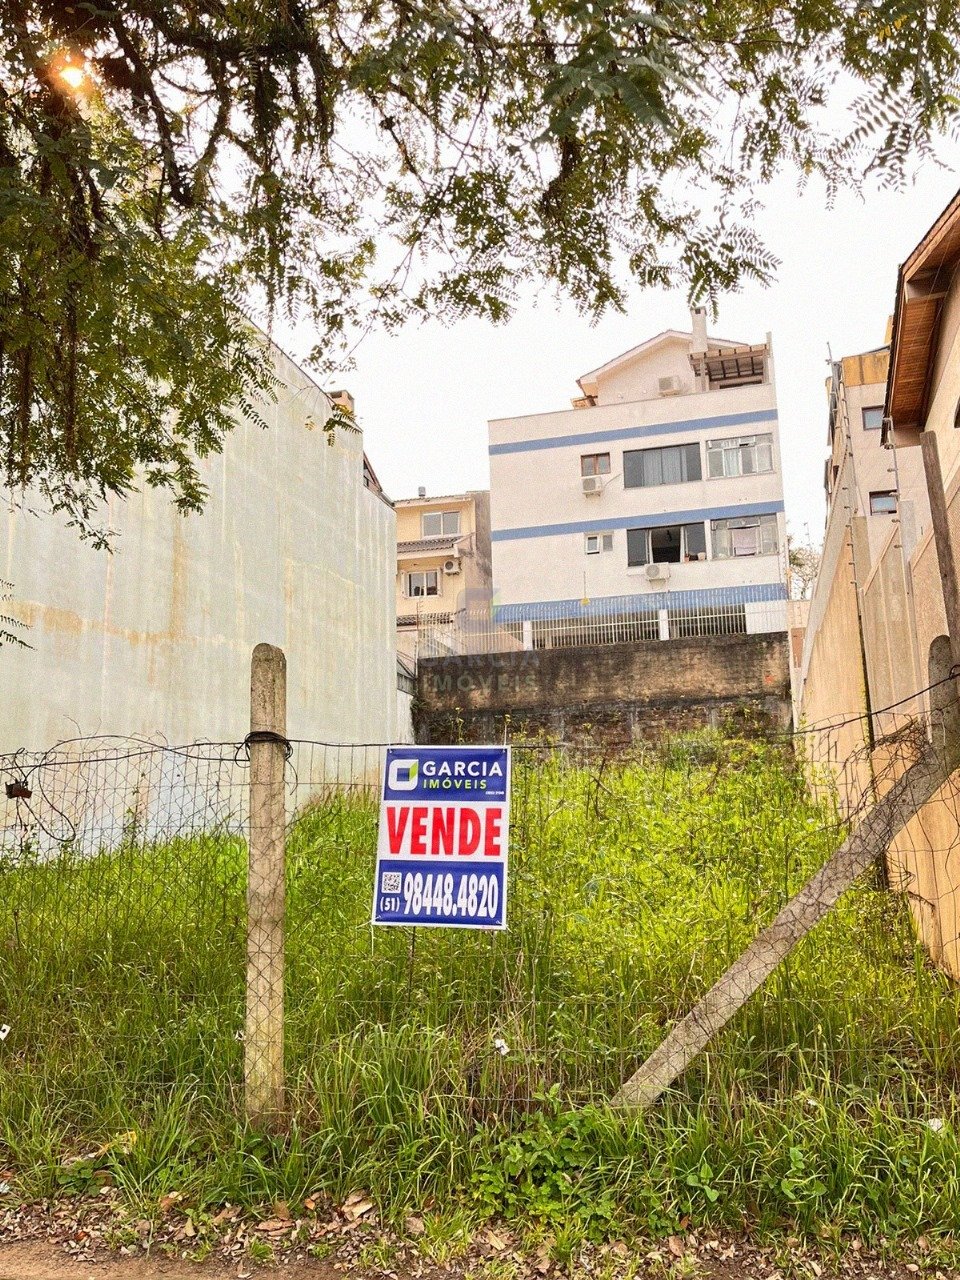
[2,732,960,1242]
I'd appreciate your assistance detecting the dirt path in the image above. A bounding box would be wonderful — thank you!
[0,1236,945,1280]
[0,1240,334,1278]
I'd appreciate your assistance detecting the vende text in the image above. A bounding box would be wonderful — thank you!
[384,804,505,857]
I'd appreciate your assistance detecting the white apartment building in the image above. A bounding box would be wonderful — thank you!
[487,311,787,644]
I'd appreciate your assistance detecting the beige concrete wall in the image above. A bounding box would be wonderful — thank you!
[803,279,960,982]
[797,442,874,810]
[0,343,397,749]
[860,524,924,734]
[880,461,960,981]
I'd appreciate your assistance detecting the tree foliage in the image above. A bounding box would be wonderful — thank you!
[2,0,959,524]
[789,533,822,600]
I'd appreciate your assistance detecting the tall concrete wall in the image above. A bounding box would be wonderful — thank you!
[0,344,397,750]
[416,633,791,744]
[796,445,874,808]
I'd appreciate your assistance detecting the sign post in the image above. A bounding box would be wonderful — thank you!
[372,746,510,929]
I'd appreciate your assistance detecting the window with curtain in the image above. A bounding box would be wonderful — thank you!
[711,513,779,558]
[623,442,701,488]
[705,434,774,478]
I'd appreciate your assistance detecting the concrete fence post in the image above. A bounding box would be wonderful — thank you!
[245,642,288,1128]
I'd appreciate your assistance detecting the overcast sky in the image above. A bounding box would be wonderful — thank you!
[282,146,960,544]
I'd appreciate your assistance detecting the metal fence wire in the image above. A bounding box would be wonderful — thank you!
[4,692,960,1136]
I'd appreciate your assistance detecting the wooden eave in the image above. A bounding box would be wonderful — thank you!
[886,186,960,431]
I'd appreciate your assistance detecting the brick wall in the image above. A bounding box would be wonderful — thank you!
[415,633,791,744]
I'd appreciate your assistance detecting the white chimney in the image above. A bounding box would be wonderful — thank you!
[690,306,708,356]
[418,486,426,498]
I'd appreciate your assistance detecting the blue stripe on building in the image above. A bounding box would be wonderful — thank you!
[490,500,785,543]
[488,408,778,456]
[493,582,788,623]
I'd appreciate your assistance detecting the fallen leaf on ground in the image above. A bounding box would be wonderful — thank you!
[341,1193,375,1222]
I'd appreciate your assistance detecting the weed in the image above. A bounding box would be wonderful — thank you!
[247,1238,275,1262]
[1,736,958,1247]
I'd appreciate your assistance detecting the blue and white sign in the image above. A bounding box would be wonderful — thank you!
[372,746,511,929]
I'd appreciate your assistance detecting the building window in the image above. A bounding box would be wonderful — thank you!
[421,510,461,537]
[705,434,774,478]
[624,442,701,488]
[711,513,779,558]
[405,570,439,597]
[869,490,898,514]
[627,522,707,566]
[580,453,611,477]
[862,406,884,430]
[585,532,614,555]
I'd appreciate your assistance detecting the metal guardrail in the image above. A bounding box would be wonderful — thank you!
[415,596,789,658]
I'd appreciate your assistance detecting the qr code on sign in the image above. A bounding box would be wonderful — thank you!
[381,872,402,893]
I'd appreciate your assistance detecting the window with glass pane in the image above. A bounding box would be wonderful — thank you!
[627,528,650,565]
[683,522,706,560]
[421,510,461,537]
[406,571,439,597]
[706,434,774,478]
[585,532,614,554]
[862,406,884,430]
[710,512,779,558]
[869,490,897,514]
[580,453,611,477]
[623,443,701,488]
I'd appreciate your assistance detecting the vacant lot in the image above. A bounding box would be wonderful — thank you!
[2,733,960,1250]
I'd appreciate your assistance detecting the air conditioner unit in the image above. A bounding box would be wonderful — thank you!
[442,558,461,575]
[645,562,670,581]
[581,475,603,495]
[658,375,683,396]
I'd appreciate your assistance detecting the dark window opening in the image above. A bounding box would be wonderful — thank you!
[627,522,707,566]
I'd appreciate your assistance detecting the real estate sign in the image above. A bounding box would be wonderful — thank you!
[372,746,510,929]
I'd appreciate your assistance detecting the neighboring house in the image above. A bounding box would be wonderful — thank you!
[797,339,923,769]
[0,344,399,749]
[395,490,493,660]
[824,346,928,564]
[796,185,960,979]
[487,309,787,646]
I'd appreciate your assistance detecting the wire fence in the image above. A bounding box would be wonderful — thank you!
[3,668,960,1144]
